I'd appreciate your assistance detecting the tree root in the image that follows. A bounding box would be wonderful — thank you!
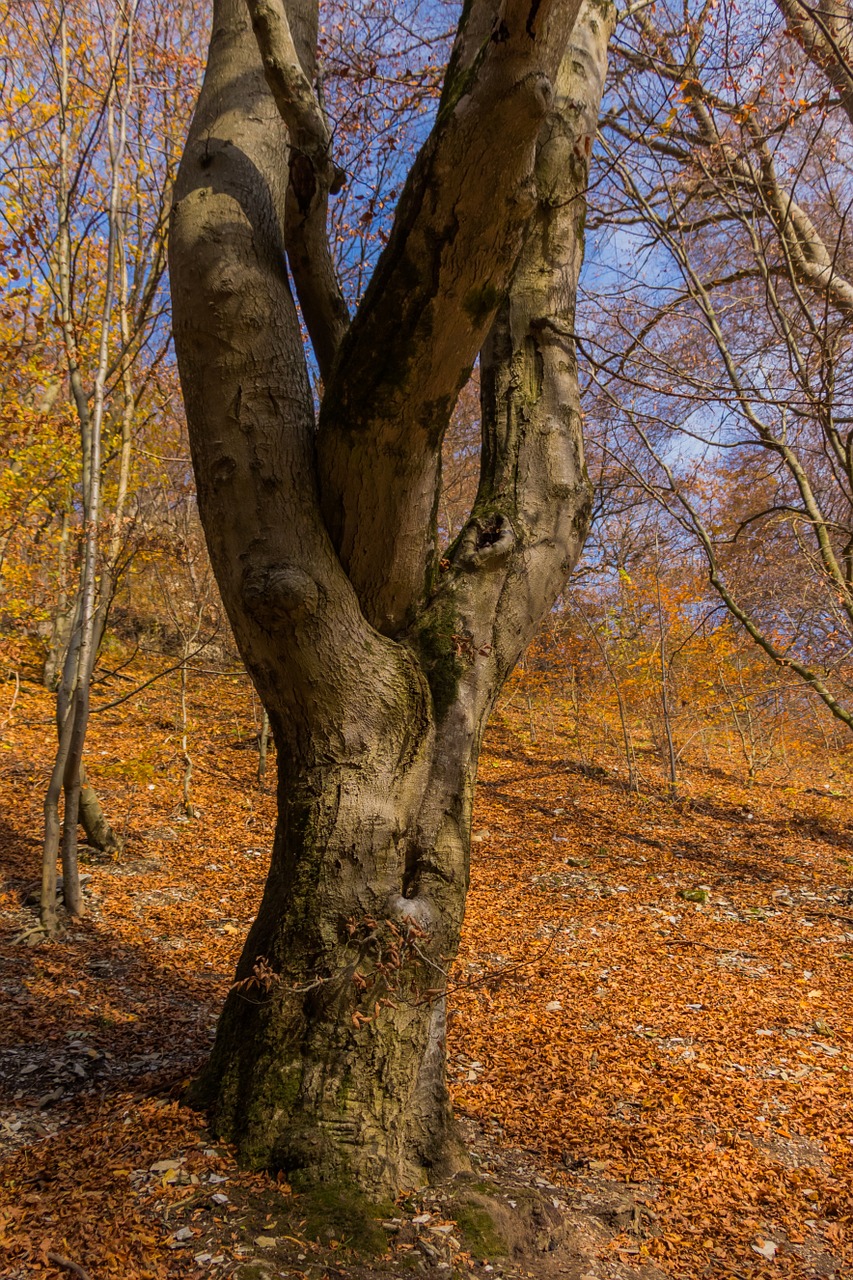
[11,923,47,945]
[46,1253,93,1280]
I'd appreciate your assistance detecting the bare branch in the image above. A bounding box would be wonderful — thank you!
[244,0,348,377]
[632,7,853,316]
[317,0,585,636]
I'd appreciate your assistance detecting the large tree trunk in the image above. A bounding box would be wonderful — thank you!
[171,0,613,1193]
[196,737,469,1186]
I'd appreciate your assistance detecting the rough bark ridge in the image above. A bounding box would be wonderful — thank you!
[169,0,613,1194]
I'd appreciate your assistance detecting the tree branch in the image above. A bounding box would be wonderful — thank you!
[317,0,585,636]
[244,0,348,378]
[170,0,422,755]
[403,0,616,916]
[627,12,853,317]
[775,0,853,128]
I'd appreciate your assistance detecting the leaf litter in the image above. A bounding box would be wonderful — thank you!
[0,666,851,1279]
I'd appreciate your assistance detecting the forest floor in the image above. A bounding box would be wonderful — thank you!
[0,657,852,1280]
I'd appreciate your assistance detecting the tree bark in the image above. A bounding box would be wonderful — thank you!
[774,0,853,128]
[257,708,270,790]
[79,764,121,851]
[171,0,613,1192]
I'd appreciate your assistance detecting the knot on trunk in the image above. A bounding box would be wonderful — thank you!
[242,561,319,623]
[455,513,515,572]
[518,70,554,119]
[387,893,435,933]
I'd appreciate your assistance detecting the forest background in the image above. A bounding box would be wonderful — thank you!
[1,0,853,1277]
[3,0,853,795]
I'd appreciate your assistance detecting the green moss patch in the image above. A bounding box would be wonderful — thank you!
[447,1179,567,1260]
[298,1183,395,1255]
[452,1199,509,1258]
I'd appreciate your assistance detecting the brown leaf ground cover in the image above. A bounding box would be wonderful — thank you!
[0,661,851,1280]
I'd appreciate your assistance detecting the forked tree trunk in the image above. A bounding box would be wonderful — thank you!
[171,0,613,1191]
[41,2,131,929]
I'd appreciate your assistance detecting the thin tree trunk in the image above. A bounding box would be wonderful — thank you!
[42,10,85,930]
[719,664,755,782]
[43,504,73,691]
[61,748,84,917]
[257,708,270,791]
[41,2,134,928]
[655,540,678,796]
[568,666,586,764]
[180,655,194,818]
[576,602,638,791]
[41,701,75,932]
[526,689,538,744]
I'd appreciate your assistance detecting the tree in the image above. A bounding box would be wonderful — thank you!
[581,0,853,734]
[1,0,202,927]
[169,0,614,1191]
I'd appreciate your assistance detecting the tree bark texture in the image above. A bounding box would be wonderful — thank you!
[775,0,853,128]
[170,0,614,1193]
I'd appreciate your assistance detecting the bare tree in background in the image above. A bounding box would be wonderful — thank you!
[582,0,853,733]
[0,0,200,929]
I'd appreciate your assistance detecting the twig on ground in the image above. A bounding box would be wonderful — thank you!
[664,934,754,955]
[12,924,47,945]
[802,908,853,926]
[162,1190,210,1216]
[46,1254,94,1280]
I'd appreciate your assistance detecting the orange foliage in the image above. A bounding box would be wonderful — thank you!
[0,652,851,1278]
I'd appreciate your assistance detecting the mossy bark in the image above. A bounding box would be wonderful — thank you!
[197,734,472,1191]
